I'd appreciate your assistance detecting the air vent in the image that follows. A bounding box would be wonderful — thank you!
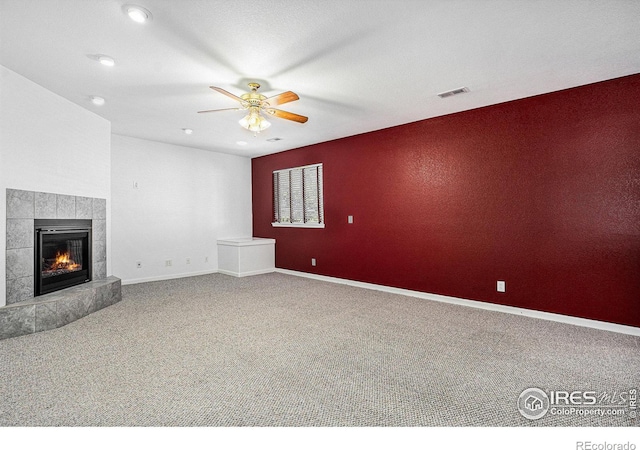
[437,87,470,98]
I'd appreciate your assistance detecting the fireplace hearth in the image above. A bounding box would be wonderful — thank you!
[35,219,92,296]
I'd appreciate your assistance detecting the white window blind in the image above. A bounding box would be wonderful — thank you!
[273,163,324,228]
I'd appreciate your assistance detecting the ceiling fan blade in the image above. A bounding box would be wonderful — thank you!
[209,86,246,104]
[263,91,299,107]
[197,107,243,113]
[265,108,308,123]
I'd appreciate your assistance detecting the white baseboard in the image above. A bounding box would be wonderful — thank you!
[121,270,219,286]
[276,269,640,337]
[121,267,276,285]
[218,268,276,278]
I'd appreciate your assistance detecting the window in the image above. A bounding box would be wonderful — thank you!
[273,163,324,228]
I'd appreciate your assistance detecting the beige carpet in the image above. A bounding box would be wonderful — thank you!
[0,273,638,426]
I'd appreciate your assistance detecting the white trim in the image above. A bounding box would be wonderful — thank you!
[217,237,276,246]
[276,269,640,337]
[218,268,276,278]
[271,222,325,228]
[121,270,219,286]
[273,163,324,226]
[273,162,322,173]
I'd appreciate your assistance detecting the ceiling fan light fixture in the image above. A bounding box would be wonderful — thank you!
[239,109,271,132]
[124,5,152,23]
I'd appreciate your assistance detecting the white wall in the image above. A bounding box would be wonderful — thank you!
[110,134,252,284]
[0,65,112,307]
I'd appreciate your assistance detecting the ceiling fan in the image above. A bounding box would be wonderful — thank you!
[198,83,308,132]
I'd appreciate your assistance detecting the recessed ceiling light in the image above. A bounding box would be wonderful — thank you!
[97,55,115,67]
[182,128,193,135]
[123,5,152,23]
[236,141,248,146]
[90,96,105,106]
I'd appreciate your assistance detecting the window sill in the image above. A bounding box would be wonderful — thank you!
[272,222,325,228]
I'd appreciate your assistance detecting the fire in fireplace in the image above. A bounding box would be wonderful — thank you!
[43,248,82,277]
[35,219,92,296]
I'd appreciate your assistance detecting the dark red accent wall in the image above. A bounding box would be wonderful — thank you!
[252,74,640,328]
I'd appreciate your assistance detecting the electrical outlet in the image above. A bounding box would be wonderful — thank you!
[136,261,142,269]
[497,280,506,293]
[348,215,354,224]
[133,181,139,189]
[165,260,172,267]
[311,258,317,266]
[205,256,208,263]
[186,258,191,265]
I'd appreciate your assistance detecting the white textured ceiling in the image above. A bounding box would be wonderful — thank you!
[2,0,640,158]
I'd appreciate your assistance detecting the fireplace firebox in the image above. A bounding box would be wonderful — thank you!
[34,219,92,296]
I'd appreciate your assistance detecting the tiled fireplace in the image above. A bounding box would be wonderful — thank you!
[2,189,121,340]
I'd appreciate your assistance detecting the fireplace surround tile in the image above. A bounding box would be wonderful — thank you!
[93,198,106,220]
[109,279,120,305]
[95,284,110,310]
[0,304,35,340]
[35,301,57,333]
[93,239,106,264]
[76,196,93,219]
[93,261,107,280]
[57,294,84,327]
[93,219,106,244]
[62,283,99,317]
[82,290,99,316]
[35,192,57,218]
[6,276,33,305]
[56,194,76,219]
[6,247,33,279]
[6,219,33,250]
[78,287,98,316]
[7,189,34,219]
